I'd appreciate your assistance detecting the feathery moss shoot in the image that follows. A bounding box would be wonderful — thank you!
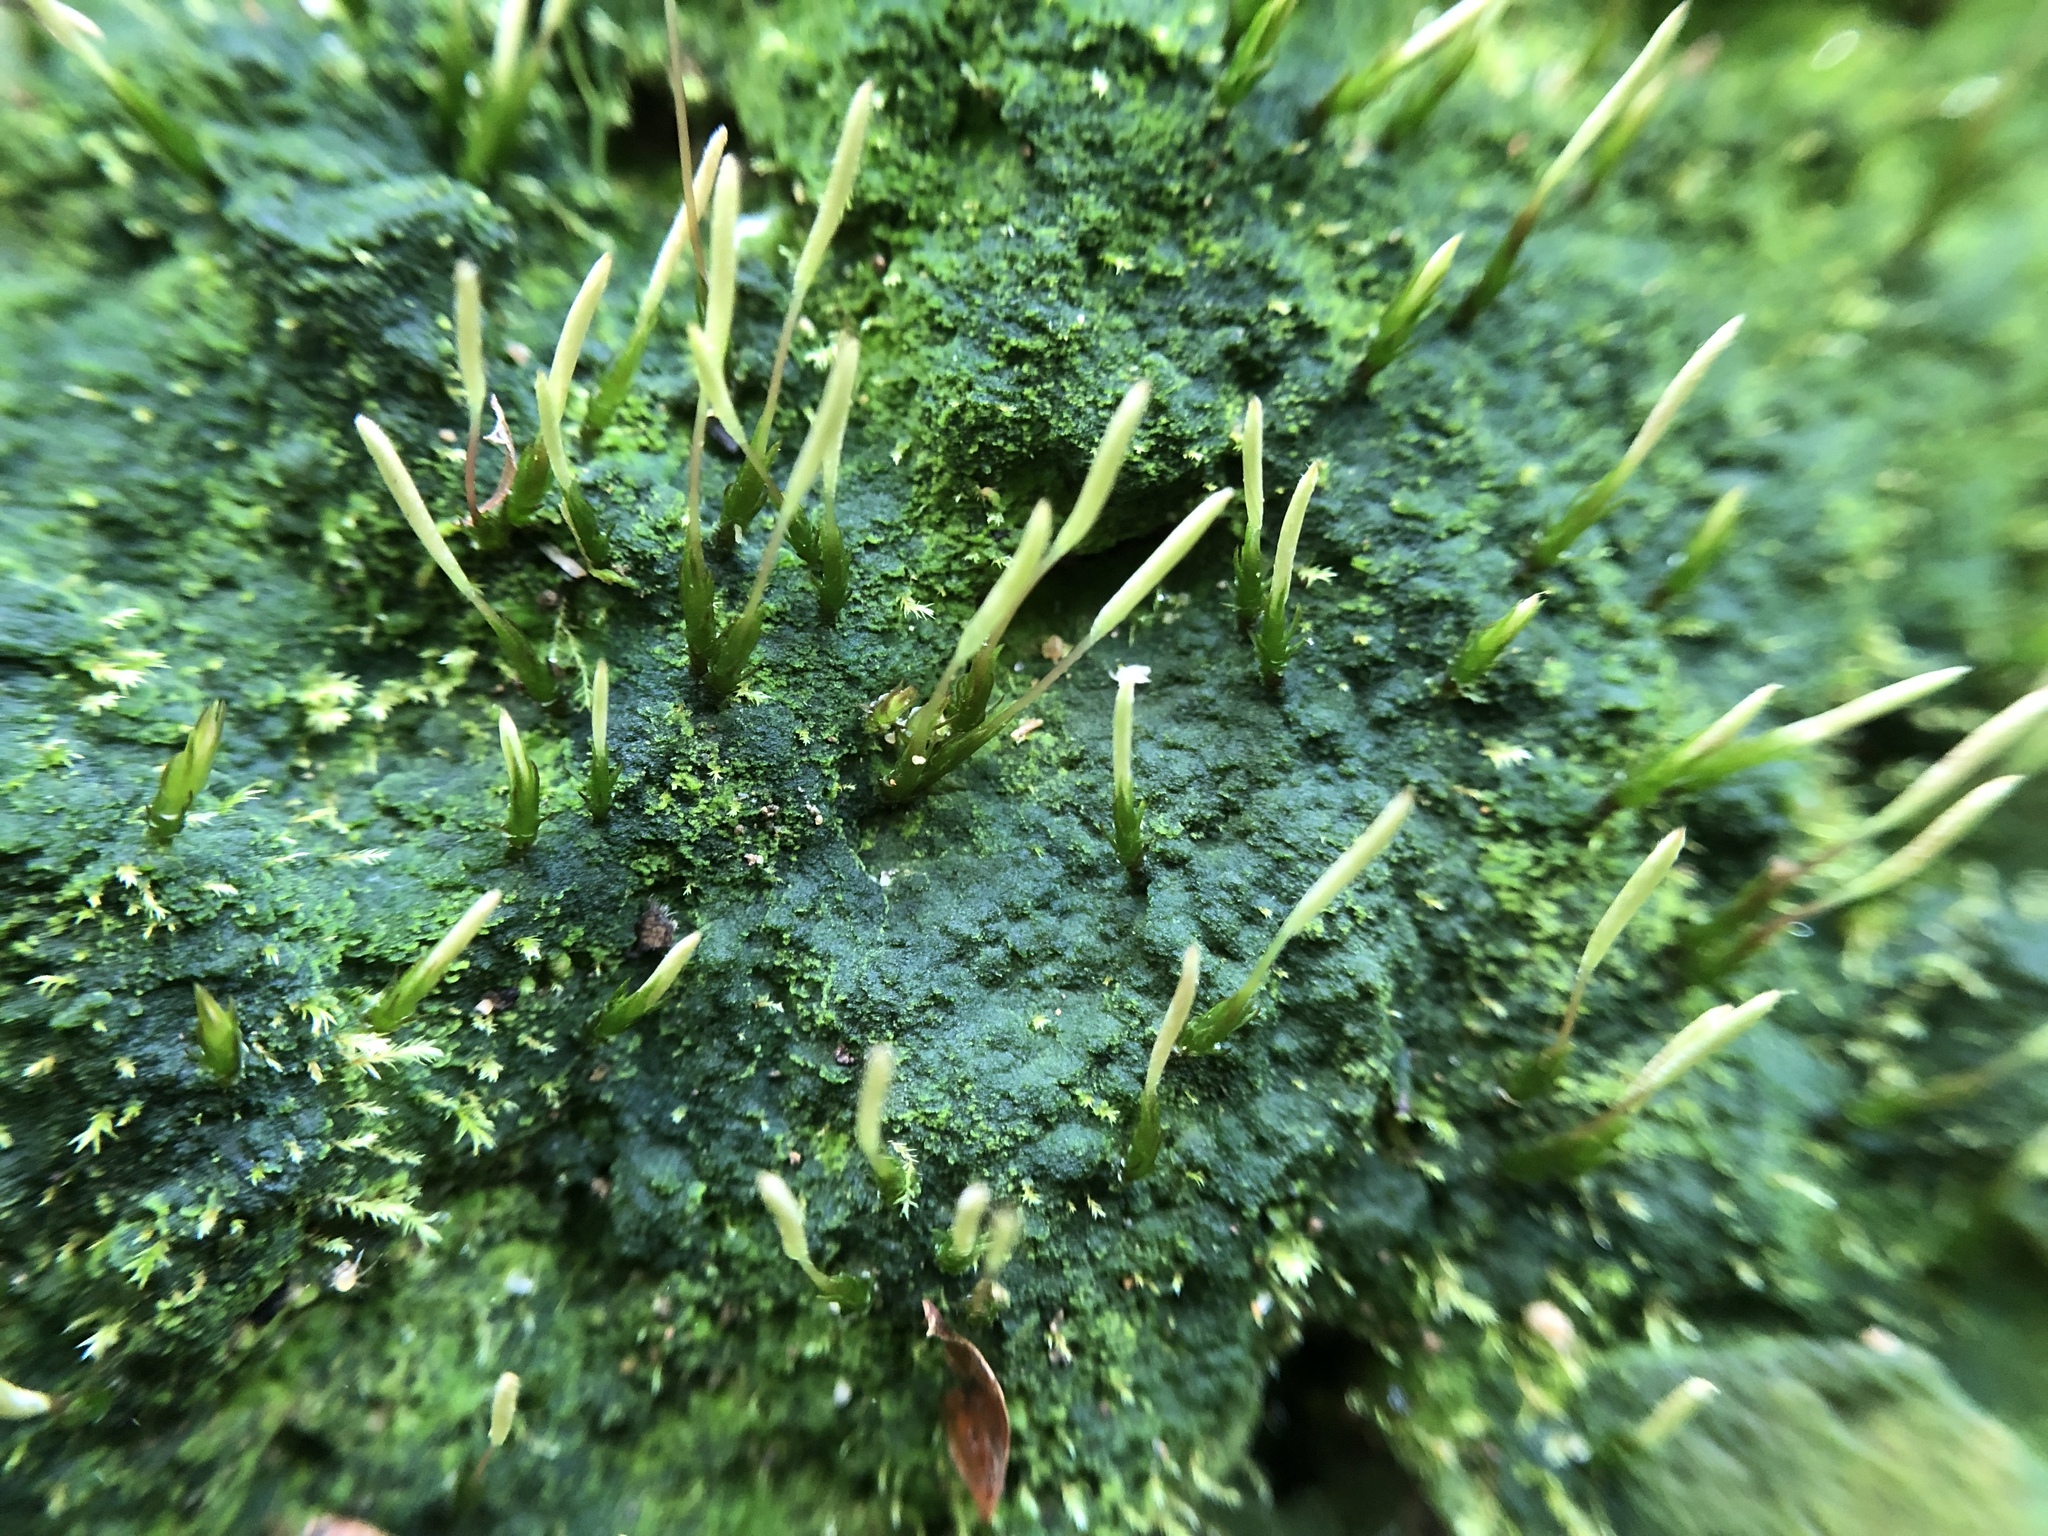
[1232,396,1267,633]
[1254,462,1319,686]
[497,710,540,855]
[856,1044,918,1213]
[591,930,702,1041]
[1358,234,1461,387]
[1124,944,1202,1182]
[1109,664,1150,882]
[1449,591,1545,691]
[1526,315,1743,571]
[356,416,558,704]
[756,1172,871,1309]
[368,889,504,1031]
[1216,0,1299,108]
[584,660,618,822]
[1503,990,1783,1180]
[1183,789,1414,1051]
[1511,827,1685,1099]
[1454,3,1691,328]
[144,698,223,845]
[938,1183,991,1273]
[192,984,241,1084]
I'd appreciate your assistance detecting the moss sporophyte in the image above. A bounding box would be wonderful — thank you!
[15,0,2048,1530]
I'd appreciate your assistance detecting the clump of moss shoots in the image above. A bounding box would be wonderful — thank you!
[5,1,2048,1532]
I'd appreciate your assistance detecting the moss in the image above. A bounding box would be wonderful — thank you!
[2,0,2047,1532]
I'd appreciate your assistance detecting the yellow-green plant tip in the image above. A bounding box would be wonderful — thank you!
[792,80,877,299]
[488,1371,519,1448]
[1127,943,1202,1180]
[1216,0,1298,108]
[0,1376,53,1421]
[1051,382,1151,565]
[1256,463,1317,683]
[498,709,540,853]
[1848,1022,2048,1129]
[488,0,529,92]
[1617,683,1782,807]
[193,983,241,1083]
[547,250,612,407]
[757,1171,869,1307]
[686,324,746,445]
[585,659,618,821]
[1632,1377,1718,1451]
[1456,3,1690,324]
[1653,485,1747,605]
[1088,487,1234,647]
[1317,0,1503,121]
[1185,791,1414,1051]
[1362,233,1462,379]
[371,889,504,1029]
[1813,774,2023,916]
[856,1043,916,1210]
[26,0,215,187]
[981,1207,1023,1277]
[1234,397,1268,633]
[1620,989,1782,1115]
[703,157,742,368]
[939,1182,990,1272]
[592,930,702,1040]
[1528,313,1742,568]
[1857,687,2048,841]
[1579,827,1686,982]
[1673,667,1970,793]
[1449,590,1544,688]
[947,501,1055,679]
[455,259,486,433]
[1111,663,1150,877]
[146,698,225,843]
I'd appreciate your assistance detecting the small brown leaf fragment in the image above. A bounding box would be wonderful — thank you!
[923,1298,1009,1523]
[1009,717,1045,744]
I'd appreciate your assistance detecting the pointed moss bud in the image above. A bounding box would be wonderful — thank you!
[1671,667,1970,795]
[1455,4,1691,325]
[1255,463,1319,686]
[534,372,609,568]
[1050,382,1151,566]
[1377,12,1488,149]
[1632,1377,1718,1451]
[1856,687,2048,842]
[192,983,241,1083]
[856,1044,917,1212]
[703,158,742,371]
[585,659,618,822]
[455,260,487,439]
[1849,1022,2048,1129]
[1087,489,1235,649]
[939,1183,991,1273]
[1580,65,1674,203]
[686,324,746,448]
[585,195,699,446]
[1517,828,1686,1099]
[793,80,877,301]
[488,1371,519,1448]
[707,335,861,700]
[1234,397,1267,633]
[1125,944,1201,1181]
[1360,234,1461,384]
[355,415,557,703]
[757,1171,871,1309]
[1527,314,1744,570]
[1449,591,1545,690]
[1110,664,1150,880]
[488,0,529,92]
[497,709,540,854]
[0,1376,52,1420]
[1811,775,2022,916]
[1315,0,1504,122]
[1615,684,1782,809]
[145,698,224,844]
[969,1205,1024,1317]
[592,930,702,1041]
[370,889,504,1030]
[1217,0,1299,108]
[1504,990,1782,1180]
[1651,486,1747,607]
[548,251,613,410]
[1185,790,1415,1051]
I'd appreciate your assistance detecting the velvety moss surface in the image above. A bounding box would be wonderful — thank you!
[3,1,2047,1532]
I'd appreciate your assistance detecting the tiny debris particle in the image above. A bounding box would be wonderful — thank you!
[1040,635,1068,661]
[1010,718,1045,744]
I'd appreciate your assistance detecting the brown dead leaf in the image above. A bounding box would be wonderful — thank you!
[923,1299,1009,1524]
